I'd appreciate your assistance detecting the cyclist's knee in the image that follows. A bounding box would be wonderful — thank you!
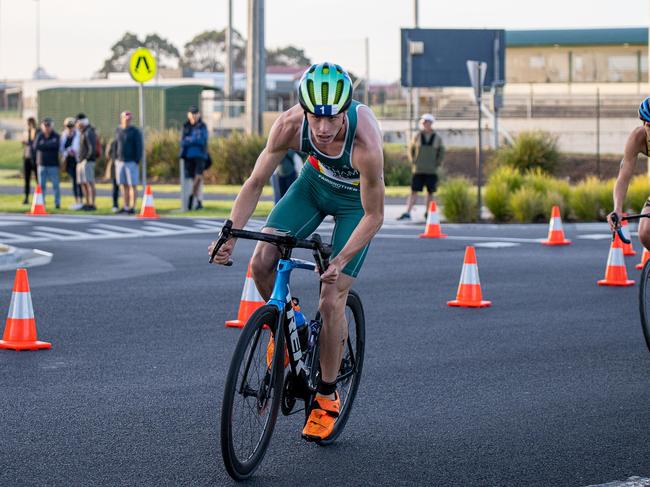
[250,245,277,281]
[640,223,650,250]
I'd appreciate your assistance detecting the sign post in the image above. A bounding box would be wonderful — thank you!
[129,47,156,190]
[467,60,487,222]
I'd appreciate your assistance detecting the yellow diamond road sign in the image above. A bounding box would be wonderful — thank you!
[129,48,156,84]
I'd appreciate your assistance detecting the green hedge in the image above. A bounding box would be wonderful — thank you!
[488,131,560,175]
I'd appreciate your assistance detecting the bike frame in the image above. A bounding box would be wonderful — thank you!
[268,257,317,381]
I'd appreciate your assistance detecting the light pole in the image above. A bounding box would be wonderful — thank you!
[34,0,40,76]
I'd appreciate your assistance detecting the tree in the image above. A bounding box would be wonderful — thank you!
[180,29,246,73]
[266,46,311,67]
[97,32,180,77]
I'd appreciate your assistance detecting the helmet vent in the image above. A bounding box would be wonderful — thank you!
[307,79,316,104]
[334,80,344,105]
[321,83,329,105]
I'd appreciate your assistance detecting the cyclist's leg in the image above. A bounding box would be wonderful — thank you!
[639,197,650,251]
[318,206,369,391]
[250,174,325,299]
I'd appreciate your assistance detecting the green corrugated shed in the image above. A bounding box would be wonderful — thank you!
[37,85,209,139]
[506,27,648,48]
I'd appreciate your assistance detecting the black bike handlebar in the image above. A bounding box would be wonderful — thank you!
[610,212,650,244]
[209,219,332,272]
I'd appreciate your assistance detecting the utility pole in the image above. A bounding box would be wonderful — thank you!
[34,0,40,77]
[224,0,233,116]
[246,0,265,135]
[364,37,369,105]
[413,0,420,125]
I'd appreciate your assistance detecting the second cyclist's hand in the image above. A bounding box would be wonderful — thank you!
[320,258,343,284]
[208,238,235,265]
[607,211,622,232]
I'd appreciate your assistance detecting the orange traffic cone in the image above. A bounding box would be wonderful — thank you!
[0,269,51,351]
[541,205,570,245]
[598,234,634,286]
[636,248,650,270]
[137,185,160,219]
[225,262,265,328]
[419,201,447,238]
[26,184,47,215]
[621,215,636,256]
[447,246,491,308]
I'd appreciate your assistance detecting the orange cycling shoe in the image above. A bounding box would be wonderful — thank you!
[302,392,340,441]
[266,334,289,368]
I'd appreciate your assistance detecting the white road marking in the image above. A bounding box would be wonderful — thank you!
[474,242,521,248]
[578,234,612,240]
[583,476,650,486]
[0,215,96,224]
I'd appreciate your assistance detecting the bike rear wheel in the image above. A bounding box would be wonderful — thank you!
[220,305,284,480]
[639,259,650,352]
[313,289,366,446]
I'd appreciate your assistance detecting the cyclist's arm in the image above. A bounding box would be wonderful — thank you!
[613,129,644,215]
[333,118,385,270]
[228,112,300,229]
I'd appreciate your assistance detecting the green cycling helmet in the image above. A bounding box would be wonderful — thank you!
[298,62,353,116]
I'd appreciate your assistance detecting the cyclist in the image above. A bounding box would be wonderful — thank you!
[209,62,384,441]
[607,96,650,249]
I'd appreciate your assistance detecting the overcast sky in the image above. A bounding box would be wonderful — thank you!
[2,0,649,82]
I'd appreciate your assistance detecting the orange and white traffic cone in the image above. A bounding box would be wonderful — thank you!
[636,248,650,270]
[0,269,51,351]
[598,234,634,286]
[419,201,447,238]
[447,246,491,308]
[26,184,47,216]
[621,215,636,256]
[541,205,570,245]
[137,185,160,219]
[226,262,265,328]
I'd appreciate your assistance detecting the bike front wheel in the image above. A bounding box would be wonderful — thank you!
[639,258,650,352]
[220,305,284,480]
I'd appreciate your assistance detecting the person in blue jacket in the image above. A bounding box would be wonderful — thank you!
[180,105,209,210]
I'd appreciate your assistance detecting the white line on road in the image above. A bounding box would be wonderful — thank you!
[583,476,650,486]
[578,234,612,240]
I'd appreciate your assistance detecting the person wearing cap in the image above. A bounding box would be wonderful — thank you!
[33,117,62,209]
[398,113,445,221]
[76,113,98,211]
[21,117,38,204]
[60,117,82,210]
[180,105,208,210]
[112,110,143,214]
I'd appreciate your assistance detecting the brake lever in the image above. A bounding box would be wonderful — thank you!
[611,213,631,244]
[209,220,235,265]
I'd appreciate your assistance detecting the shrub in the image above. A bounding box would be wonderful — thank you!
[439,177,477,222]
[597,178,615,216]
[489,131,560,174]
[627,175,650,213]
[207,132,267,184]
[570,176,603,221]
[146,130,181,181]
[484,166,523,222]
[383,144,411,186]
[510,186,546,222]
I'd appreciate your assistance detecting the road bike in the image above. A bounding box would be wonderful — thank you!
[209,220,366,480]
[612,212,650,351]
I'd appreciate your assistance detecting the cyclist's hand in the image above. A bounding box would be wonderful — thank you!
[607,211,622,232]
[320,259,342,284]
[208,238,235,265]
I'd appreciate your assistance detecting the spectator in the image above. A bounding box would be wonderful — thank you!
[21,117,38,204]
[271,149,304,204]
[33,117,61,209]
[59,117,82,210]
[104,137,120,213]
[398,113,445,221]
[180,105,208,210]
[76,113,98,211]
[113,111,143,214]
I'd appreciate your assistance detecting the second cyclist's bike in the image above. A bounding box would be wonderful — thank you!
[210,220,365,480]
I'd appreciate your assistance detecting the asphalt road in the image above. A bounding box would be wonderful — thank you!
[1,217,650,486]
